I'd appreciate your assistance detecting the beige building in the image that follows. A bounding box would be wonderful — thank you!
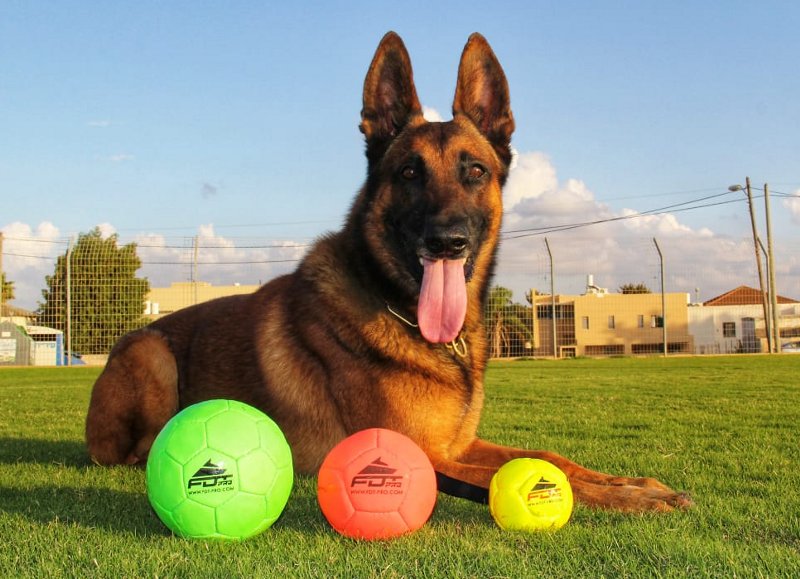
[530,289,692,357]
[145,281,261,320]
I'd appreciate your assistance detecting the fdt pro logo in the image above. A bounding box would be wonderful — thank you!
[350,457,404,492]
[527,476,563,503]
[187,460,234,494]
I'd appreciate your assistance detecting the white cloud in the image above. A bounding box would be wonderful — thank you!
[422,106,444,122]
[494,151,773,302]
[1,221,64,310]
[619,209,692,236]
[2,220,61,241]
[502,152,612,235]
[503,151,558,211]
[107,154,134,163]
[3,168,797,313]
[94,154,134,162]
[1,221,311,310]
[134,224,308,289]
[784,191,800,224]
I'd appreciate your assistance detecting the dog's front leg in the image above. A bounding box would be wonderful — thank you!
[434,438,692,512]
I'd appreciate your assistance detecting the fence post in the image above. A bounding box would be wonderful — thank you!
[0,231,4,318]
[529,288,536,357]
[544,237,557,358]
[66,237,74,366]
[653,238,667,357]
[192,235,199,306]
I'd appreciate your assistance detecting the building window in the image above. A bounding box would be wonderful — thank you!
[581,316,589,330]
[608,315,616,329]
[585,344,625,356]
[651,315,663,328]
[637,315,644,328]
[723,322,736,338]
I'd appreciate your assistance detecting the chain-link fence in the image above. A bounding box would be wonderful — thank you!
[1,230,798,364]
[489,234,799,357]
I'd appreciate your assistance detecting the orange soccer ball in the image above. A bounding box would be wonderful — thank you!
[317,428,437,540]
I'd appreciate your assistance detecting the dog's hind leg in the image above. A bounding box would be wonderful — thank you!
[85,329,179,466]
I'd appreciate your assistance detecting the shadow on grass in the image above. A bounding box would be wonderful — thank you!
[273,476,493,539]
[0,437,90,467]
[0,439,492,539]
[0,436,164,536]
[0,484,166,536]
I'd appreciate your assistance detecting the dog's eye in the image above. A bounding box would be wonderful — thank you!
[468,164,486,180]
[401,166,418,180]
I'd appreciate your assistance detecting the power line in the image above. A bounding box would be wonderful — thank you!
[113,219,339,233]
[0,237,313,251]
[2,252,58,260]
[143,258,302,265]
[136,242,313,250]
[597,187,722,202]
[2,186,795,255]
[502,191,745,239]
[0,251,305,266]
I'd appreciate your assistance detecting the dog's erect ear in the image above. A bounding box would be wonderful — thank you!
[453,33,515,166]
[360,32,423,165]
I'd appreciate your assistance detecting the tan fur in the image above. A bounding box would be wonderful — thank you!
[86,32,690,512]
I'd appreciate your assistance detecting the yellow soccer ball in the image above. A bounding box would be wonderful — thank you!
[489,458,573,531]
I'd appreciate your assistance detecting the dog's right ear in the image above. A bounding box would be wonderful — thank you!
[360,32,423,165]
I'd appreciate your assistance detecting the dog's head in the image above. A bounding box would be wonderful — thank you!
[352,32,514,344]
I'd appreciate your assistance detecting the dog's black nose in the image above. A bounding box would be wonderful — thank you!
[424,226,469,258]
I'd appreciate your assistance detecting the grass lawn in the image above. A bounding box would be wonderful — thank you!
[1,356,798,577]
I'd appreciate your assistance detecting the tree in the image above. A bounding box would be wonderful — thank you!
[38,228,150,354]
[619,282,651,294]
[483,286,533,358]
[1,272,14,303]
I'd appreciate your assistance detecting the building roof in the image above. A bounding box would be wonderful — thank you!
[703,285,799,307]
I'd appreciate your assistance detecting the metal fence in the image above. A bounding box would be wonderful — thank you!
[489,234,799,357]
[1,231,798,364]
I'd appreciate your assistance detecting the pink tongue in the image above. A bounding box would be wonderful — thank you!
[418,259,467,343]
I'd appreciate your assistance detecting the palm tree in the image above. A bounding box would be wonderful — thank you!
[484,286,533,358]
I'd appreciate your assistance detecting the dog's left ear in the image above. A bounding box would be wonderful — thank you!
[360,32,423,166]
[453,33,515,167]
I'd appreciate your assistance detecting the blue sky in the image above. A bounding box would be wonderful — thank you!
[2,1,799,307]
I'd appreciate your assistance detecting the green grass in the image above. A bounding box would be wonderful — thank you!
[1,357,799,578]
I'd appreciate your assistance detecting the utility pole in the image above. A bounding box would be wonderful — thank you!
[742,177,772,353]
[763,183,780,352]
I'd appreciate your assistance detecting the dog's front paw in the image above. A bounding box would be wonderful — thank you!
[637,488,693,512]
[666,490,693,510]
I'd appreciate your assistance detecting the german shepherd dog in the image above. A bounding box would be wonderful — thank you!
[86,32,690,512]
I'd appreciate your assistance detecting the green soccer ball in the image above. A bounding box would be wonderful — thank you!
[146,399,294,540]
